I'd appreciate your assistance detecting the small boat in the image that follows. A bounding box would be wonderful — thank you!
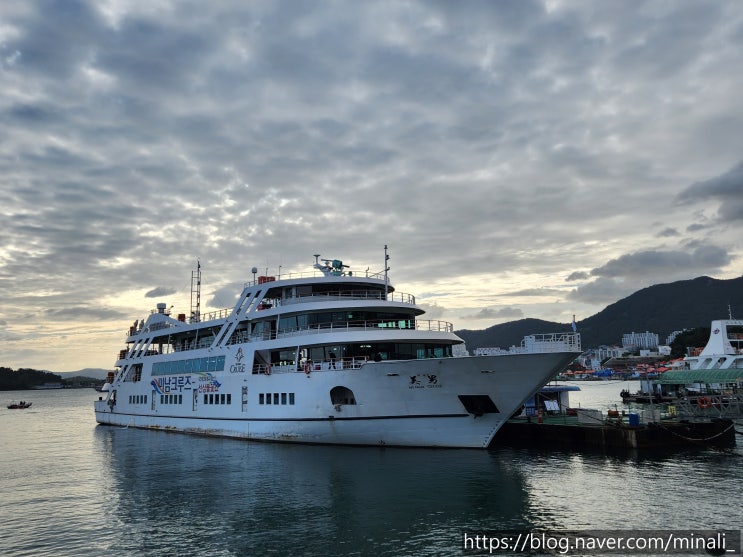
[619,389,676,404]
[7,401,32,409]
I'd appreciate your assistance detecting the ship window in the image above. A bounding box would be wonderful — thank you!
[220,394,226,404]
[289,393,295,405]
[281,393,287,405]
[178,394,183,404]
[273,393,279,405]
[227,393,232,405]
[203,394,208,404]
[160,395,164,404]
[217,355,225,371]
[259,393,265,404]
[266,393,272,404]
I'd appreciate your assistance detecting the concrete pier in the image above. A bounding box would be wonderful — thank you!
[494,416,736,450]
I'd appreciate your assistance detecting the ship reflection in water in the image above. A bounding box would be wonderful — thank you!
[1,389,739,557]
[96,427,532,556]
[93,424,742,556]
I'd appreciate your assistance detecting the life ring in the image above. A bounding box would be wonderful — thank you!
[697,396,711,409]
[265,364,271,376]
[304,362,311,375]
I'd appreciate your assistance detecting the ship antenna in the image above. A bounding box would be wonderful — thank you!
[190,260,201,323]
[729,303,734,320]
[384,245,390,298]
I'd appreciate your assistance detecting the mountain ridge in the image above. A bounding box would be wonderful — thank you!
[455,275,743,350]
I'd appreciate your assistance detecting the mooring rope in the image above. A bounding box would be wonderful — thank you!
[655,422,735,443]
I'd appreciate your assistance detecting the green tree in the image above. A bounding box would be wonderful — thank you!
[669,327,710,359]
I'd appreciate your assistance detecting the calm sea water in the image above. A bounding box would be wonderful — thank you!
[0,382,740,557]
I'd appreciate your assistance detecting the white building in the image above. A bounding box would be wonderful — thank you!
[622,331,659,350]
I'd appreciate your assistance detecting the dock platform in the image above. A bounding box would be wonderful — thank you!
[494,415,737,450]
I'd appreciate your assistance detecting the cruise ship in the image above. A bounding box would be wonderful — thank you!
[94,251,581,448]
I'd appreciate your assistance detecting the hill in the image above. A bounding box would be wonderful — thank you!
[456,275,743,350]
[57,368,111,380]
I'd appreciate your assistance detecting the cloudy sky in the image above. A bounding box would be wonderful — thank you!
[2,0,742,372]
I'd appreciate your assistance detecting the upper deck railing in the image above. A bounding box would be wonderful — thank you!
[228,319,454,345]
[119,318,455,360]
[279,290,414,305]
[519,332,581,353]
[473,332,582,356]
[244,269,387,288]
[131,289,417,337]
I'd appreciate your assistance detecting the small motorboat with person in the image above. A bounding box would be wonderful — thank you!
[7,401,32,409]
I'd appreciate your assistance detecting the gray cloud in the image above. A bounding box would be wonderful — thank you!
[462,307,524,321]
[145,287,178,298]
[567,244,733,305]
[590,245,731,279]
[677,160,743,222]
[1,0,742,370]
[498,288,564,297]
[656,228,680,238]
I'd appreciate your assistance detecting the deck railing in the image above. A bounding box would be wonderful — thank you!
[237,319,453,344]
[518,332,582,354]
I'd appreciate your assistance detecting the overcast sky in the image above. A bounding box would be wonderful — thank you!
[2,0,742,371]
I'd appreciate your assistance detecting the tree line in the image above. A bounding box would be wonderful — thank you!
[0,367,64,390]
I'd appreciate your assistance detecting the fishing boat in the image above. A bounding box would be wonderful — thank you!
[94,250,581,448]
[7,401,32,409]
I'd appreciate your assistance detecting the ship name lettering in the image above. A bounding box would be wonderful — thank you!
[155,376,193,393]
[230,363,246,374]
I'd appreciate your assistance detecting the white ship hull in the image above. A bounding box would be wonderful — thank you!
[95,253,581,449]
[95,352,576,448]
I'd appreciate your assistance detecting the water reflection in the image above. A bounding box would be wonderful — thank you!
[94,427,536,556]
[513,444,742,532]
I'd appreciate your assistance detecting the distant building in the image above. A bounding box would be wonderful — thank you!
[579,345,623,370]
[622,331,659,350]
[665,329,689,345]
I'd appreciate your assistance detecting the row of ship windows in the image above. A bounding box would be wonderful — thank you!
[204,393,232,405]
[161,394,183,405]
[259,392,295,405]
[151,356,226,376]
[127,392,293,406]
